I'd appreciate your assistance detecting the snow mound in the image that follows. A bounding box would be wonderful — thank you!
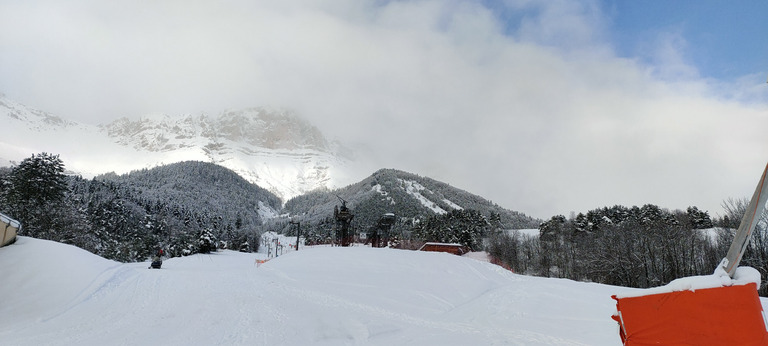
[0,237,120,327]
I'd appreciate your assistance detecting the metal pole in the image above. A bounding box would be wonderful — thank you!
[290,221,301,251]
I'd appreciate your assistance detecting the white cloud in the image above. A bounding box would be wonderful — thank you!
[1,0,766,218]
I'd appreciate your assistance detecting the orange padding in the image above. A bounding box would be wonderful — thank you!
[612,283,768,345]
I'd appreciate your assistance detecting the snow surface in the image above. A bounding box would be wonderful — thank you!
[370,183,395,205]
[3,237,767,345]
[507,229,540,238]
[399,179,447,214]
[442,198,463,211]
[1,237,623,345]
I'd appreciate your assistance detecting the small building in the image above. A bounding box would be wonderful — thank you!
[418,242,469,256]
[1,212,21,247]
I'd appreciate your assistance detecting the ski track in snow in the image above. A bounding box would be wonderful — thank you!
[6,237,764,345]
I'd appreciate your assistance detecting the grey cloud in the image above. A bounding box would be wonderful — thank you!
[1,0,766,218]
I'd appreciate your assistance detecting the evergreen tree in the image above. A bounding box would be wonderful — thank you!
[6,152,68,237]
[8,152,67,207]
[686,206,714,229]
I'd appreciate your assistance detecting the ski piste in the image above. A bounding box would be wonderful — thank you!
[721,161,768,277]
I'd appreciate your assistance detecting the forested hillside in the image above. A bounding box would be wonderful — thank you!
[0,156,278,261]
[96,161,282,224]
[1,154,542,260]
[278,168,540,247]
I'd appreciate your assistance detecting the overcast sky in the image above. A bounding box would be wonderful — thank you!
[1,0,767,219]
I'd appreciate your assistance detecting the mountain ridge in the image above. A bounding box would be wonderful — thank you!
[0,95,355,202]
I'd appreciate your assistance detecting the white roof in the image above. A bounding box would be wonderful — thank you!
[0,212,20,228]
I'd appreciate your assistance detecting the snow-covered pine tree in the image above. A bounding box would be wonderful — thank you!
[5,152,68,237]
[686,206,713,229]
[198,229,216,254]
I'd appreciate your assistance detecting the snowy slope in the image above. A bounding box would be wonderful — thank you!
[0,236,639,345]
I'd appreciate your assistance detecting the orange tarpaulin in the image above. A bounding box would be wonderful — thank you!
[612,283,768,345]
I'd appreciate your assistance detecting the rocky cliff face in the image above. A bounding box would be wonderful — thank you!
[101,107,331,153]
[0,96,77,130]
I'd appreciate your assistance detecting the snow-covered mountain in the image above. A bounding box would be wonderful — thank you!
[0,95,358,203]
[0,94,80,129]
[283,168,540,229]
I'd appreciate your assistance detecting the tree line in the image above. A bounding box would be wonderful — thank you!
[488,203,768,296]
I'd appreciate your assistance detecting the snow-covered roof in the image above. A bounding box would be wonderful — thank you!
[0,212,20,228]
[421,242,465,247]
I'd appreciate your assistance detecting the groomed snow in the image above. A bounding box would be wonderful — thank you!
[2,237,767,345]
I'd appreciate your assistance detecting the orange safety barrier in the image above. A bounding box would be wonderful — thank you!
[612,283,768,345]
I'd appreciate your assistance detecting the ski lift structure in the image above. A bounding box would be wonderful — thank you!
[289,220,301,251]
[333,195,354,247]
[612,162,768,345]
[367,213,395,248]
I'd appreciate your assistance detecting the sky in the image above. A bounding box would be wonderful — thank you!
[1,0,767,219]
